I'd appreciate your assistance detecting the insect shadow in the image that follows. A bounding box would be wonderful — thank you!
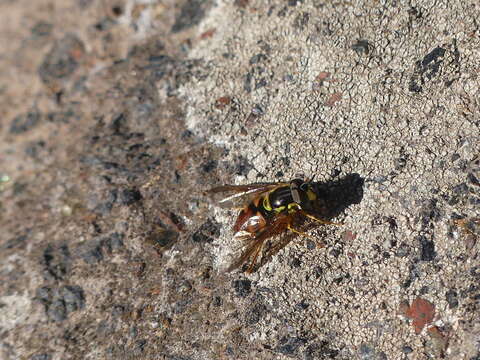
[310,173,365,220]
[254,173,365,271]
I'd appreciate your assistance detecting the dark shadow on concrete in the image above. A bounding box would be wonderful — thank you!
[311,173,365,220]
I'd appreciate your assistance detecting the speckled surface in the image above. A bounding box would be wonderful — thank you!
[1,0,479,359]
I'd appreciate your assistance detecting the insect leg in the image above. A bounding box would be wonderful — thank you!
[300,210,343,226]
[287,221,328,248]
[287,223,316,241]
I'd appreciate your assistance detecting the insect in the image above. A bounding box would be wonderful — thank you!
[209,178,341,273]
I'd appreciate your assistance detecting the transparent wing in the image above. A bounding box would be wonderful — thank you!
[227,212,292,273]
[228,211,327,273]
[208,182,288,208]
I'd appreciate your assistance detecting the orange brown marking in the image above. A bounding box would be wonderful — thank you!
[252,196,262,207]
[245,211,267,233]
[234,205,255,232]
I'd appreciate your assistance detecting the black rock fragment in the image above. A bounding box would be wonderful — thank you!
[38,33,85,84]
[171,0,206,33]
[275,336,307,355]
[10,112,41,134]
[35,285,85,322]
[191,219,220,243]
[445,289,458,309]
[232,279,251,298]
[42,244,71,281]
[119,188,143,205]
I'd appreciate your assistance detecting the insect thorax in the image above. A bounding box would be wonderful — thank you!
[263,186,295,214]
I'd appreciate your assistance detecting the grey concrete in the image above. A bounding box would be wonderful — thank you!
[0,0,479,359]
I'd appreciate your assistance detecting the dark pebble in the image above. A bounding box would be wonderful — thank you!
[42,244,70,281]
[246,303,267,325]
[112,304,126,317]
[451,153,460,162]
[178,280,192,293]
[419,286,429,295]
[12,182,28,196]
[212,296,222,307]
[80,240,104,264]
[467,173,480,186]
[191,219,220,243]
[249,53,267,64]
[275,336,307,355]
[129,326,138,338]
[255,78,267,89]
[401,346,413,354]
[296,300,309,310]
[470,266,480,279]
[38,33,85,84]
[93,189,118,215]
[418,236,436,261]
[110,113,128,135]
[329,247,342,258]
[200,159,217,173]
[452,183,469,195]
[402,278,412,289]
[31,22,53,37]
[232,279,251,298]
[469,197,480,206]
[395,242,410,257]
[304,342,339,360]
[135,339,147,352]
[94,17,117,31]
[156,229,179,248]
[60,285,85,313]
[96,320,114,337]
[35,286,53,305]
[173,298,192,314]
[244,71,253,92]
[181,129,193,138]
[351,39,372,55]
[101,232,125,251]
[112,5,123,16]
[233,155,253,176]
[2,234,28,249]
[293,12,309,30]
[46,110,75,123]
[290,258,301,268]
[171,0,206,33]
[30,354,52,360]
[225,346,234,356]
[358,343,375,359]
[119,188,143,205]
[38,284,85,321]
[306,239,316,250]
[377,352,388,360]
[25,140,46,159]
[277,6,288,17]
[333,276,344,285]
[47,299,67,322]
[10,112,41,134]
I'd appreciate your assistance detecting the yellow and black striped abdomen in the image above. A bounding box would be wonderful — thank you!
[263,186,294,214]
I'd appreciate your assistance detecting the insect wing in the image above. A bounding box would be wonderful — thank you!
[227,212,292,273]
[208,182,287,208]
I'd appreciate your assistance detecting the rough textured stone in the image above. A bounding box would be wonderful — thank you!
[1,0,479,359]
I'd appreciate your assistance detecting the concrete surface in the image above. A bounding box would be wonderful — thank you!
[0,0,479,359]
